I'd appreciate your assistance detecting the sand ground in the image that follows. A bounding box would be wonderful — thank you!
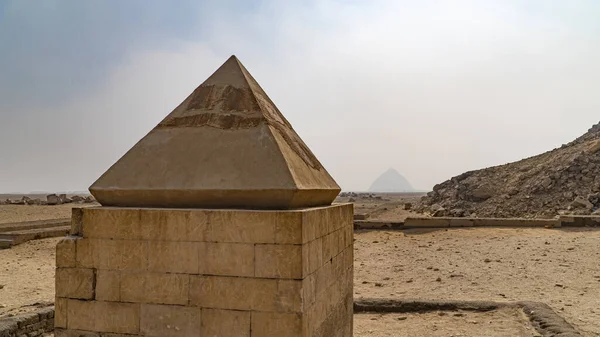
[1,203,599,336]
[354,228,600,336]
[0,204,88,224]
[355,308,540,337]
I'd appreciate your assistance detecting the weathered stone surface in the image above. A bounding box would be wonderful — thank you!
[95,270,120,301]
[189,276,301,312]
[147,241,199,274]
[56,237,77,268]
[54,298,68,329]
[251,312,302,337]
[76,239,147,271]
[66,300,139,334]
[199,242,255,277]
[47,194,61,205]
[54,328,99,337]
[200,309,250,337]
[55,268,95,299]
[89,55,340,209]
[57,205,353,337]
[120,272,189,305]
[140,304,201,337]
[70,208,83,235]
[255,244,302,279]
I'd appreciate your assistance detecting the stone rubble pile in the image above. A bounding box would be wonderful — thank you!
[0,194,95,206]
[418,122,600,218]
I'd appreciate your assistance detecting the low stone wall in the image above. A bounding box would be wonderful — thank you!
[355,215,600,230]
[354,298,581,337]
[0,307,54,337]
[559,215,600,227]
[355,217,560,230]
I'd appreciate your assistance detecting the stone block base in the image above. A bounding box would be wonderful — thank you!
[55,204,353,337]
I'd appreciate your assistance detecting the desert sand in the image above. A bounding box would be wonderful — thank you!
[1,201,599,336]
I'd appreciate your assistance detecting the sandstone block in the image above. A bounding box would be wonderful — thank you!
[55,329,99,337]
[301,211,320,243]
[121,272,189,305]
[75,238,93,268]
[82,208,142,239]
[276,279,303,313]
[55,268,95,299]
[199,242,254,277]
[76,239,147,271]
[70,208,83,236]
[56,237,77,268]
[303,273,317,308]
[251,312,301,337]
[140,304,201,337]
[255,244,302,279]
[204,211,276,243]
[96,270,120,301]
[147,241,199,274]
[201,309,250,337]
[189,276,301,312]
[140,209,208,241]
[315,260,332,296]
[321,232,334,265]
[302,238,322,277]
[67,300,139,334]
[274,212,303,244]
[54,298,68,328]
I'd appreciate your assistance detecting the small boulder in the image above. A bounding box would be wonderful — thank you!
[47,194,62,205]
[432,207,447,217]
[450,208,465,217]
[471,185,494,201]
[403,203,412,210]
[571,196,593,210]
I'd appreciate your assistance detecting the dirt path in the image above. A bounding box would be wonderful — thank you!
[354,228,600,336]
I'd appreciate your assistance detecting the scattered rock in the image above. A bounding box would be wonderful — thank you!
[71,195,84,202]
[471,185,494,201]
[571,196,593,210]
[46,194,62,205]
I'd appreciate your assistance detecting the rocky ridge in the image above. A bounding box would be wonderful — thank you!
[418,122,600,218]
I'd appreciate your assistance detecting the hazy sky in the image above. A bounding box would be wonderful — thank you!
[1,0,599,193]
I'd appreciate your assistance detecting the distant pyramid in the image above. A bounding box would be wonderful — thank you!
[369,168,414,192]
[90,55,340,209]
